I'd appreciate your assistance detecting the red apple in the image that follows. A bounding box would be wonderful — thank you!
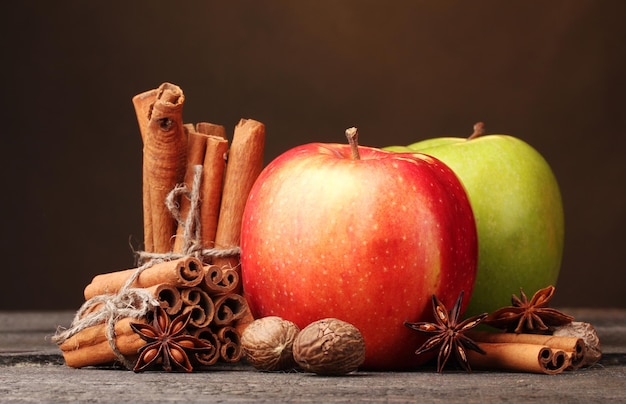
[240,129,478,370]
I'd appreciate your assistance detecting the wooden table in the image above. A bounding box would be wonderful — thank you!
[1,309,625,402]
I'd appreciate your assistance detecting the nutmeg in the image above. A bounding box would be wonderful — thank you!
[553,321,602,367]
[293,318,365,375]
[240,316,300,371]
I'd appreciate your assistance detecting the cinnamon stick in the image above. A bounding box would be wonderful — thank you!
[467,330,585,369]
[173,125,208,253]
[59,317,146,368]
[146,283,183,316]
[192,327,221,366]
[132,88,157,252]
[200,135,229,250]
[132,82,187,253]
[203,265,239,295]
[173,122,228,254]
[213,119,265,271]
[216,325,243,362]
[213,293,249,326]
[83,257,204,299]
[467,342,569,374]
[180,287,215,328]
[196,122,227,139]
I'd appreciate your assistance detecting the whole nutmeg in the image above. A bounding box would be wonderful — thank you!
[241,316,300,371]
[293,318,366,375]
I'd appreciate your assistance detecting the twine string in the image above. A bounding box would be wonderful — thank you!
[138,165,241,264]
[51,259,161,369]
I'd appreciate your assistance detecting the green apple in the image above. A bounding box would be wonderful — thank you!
[384,123,564,316]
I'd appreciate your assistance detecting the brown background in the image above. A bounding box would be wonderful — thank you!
[2,1,624,310]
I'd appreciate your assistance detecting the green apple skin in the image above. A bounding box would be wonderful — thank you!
[386,135,564,316]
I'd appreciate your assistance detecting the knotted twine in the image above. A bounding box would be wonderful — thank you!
[137,165,241,264]
[52,165,241,369]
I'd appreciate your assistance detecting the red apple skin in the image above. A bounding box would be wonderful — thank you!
[240,143,477,370]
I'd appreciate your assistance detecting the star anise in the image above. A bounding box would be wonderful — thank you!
[404,291,487,372]
[130,306,213,372]
[483,285,574,334]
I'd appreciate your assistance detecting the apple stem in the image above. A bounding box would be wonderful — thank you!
[345,127,361,160]
[468,122,486,140]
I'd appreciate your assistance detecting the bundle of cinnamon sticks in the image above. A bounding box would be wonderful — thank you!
[59,257,250,368]
[132,82,265,265]
[57,82,265,370]
[466,329,596,374]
